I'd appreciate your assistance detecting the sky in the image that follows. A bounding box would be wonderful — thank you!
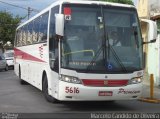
[0,0,138,21]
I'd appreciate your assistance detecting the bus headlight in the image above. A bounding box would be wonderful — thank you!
[59,75,82,84]
[129,77,143,84]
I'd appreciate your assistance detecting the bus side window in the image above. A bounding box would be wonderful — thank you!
[19,29,23,46]
[32,20,38,43]
[27,22,33,45]
[39,12,49,42]
[49,6,59,72]
[16,30,21,47]
[21,26,27,46]
[32,17,40,43]
[24,25,28,46]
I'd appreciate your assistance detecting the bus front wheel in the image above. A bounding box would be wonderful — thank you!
[19,67,28,85]
[42,75,59,103]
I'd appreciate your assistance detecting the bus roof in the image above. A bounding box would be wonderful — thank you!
[60,0,135,8]
[17,0,135,30]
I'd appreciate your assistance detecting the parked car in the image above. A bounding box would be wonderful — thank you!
[0,54,8,71]
[4,50,14,69]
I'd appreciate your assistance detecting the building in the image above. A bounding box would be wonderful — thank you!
[138,0,160,19]
[137,0,150,19]
[138,0,160,86]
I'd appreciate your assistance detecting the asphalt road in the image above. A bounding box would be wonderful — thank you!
[0,70,160,118]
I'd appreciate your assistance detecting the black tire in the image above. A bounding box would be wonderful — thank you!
[5,65,8,71]
[42,75,59,103]
[19,67,27,85]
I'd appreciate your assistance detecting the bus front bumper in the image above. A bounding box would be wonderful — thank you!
[57,81,142,101]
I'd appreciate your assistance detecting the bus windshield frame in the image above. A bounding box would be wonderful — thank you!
[61,4,143,73]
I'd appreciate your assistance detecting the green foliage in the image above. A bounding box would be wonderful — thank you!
[0,11,22,45]
[101,0,134,5]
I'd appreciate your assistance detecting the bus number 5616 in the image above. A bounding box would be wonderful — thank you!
[65,87,80,94]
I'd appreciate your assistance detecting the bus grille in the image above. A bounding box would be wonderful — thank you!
[82,79,128,87]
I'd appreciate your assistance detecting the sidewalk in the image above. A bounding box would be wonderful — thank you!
[141,73,160,100]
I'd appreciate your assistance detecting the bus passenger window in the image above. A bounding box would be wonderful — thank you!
[16,29,22,47]
[39,12,49,42]
[27,22,33,45]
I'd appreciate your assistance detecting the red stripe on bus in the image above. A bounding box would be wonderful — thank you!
[82,79,128,87]
[14,48,46,63]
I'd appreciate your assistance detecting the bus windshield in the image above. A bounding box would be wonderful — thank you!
[61,4,143,73]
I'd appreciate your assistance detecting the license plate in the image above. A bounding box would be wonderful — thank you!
[99,91,113,96]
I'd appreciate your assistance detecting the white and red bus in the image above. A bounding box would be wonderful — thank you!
[14,0,146,102]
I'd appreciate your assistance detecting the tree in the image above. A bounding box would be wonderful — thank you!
[101,0,134,5]
[0,11,22,47]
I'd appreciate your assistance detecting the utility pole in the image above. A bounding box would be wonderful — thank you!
[28,7,31,20]
[27,7,40,20]
[0,1,39,15]
[0,1,39,20]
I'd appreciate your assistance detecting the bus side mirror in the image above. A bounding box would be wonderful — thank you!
[150,39,156,43]
[143,39,156,44]
[55,14,64,37]
[141,19,157,44]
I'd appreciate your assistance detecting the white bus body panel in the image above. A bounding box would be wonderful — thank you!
[49,69,143,101]
[14,43,48,89]
[58,81,142,101]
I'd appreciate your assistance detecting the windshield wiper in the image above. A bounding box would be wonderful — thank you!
[109,45,128,72]
[85,40,128,73]
[104,29,127,72]
[85,6,107,73]
[85,5,127,73]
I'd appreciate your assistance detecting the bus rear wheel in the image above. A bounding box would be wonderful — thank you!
[42,75,59,103]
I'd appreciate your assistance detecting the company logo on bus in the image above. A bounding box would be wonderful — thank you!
[118,88,140,94]
[104,80,108,85]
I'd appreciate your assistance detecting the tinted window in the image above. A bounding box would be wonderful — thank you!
[49,6,59,53]
[49,6,59,71]
[32,18,40,43]
[39,12,49,42]
[23,25,28,45]
[5,52,14,57]
[16,11,49,46]
[15,30,20,47]
[27,22,33,44]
